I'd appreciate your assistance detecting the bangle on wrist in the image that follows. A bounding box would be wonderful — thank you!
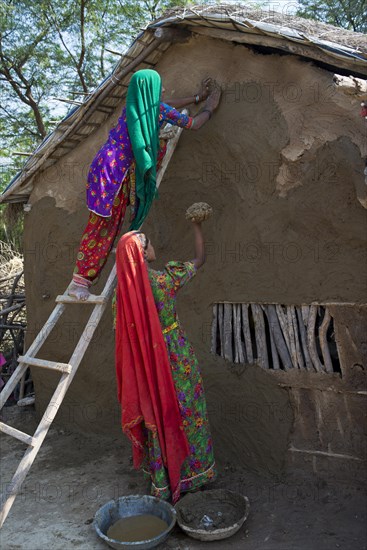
[202,108,212,119]
[195,94,200,104]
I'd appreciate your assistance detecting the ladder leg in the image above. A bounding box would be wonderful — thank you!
[0,371,72,527]
[0,304,65,411]
[0,364,28,410]
[0,444,36,528]
[68,273,116,368]
[0,268,117,526]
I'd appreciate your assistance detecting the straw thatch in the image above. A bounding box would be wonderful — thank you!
[156,5,367,53]
[1,4,366,205]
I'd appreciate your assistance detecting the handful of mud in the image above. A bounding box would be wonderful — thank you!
[185,202,213,223]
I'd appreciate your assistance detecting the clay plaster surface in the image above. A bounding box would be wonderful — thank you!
[23,36,367,476]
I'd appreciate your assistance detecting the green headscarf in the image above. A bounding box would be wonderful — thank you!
[126,69,162,230]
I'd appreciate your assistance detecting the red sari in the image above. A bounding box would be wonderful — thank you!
[115,232,189,502]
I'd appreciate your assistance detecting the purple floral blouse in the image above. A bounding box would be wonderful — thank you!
[86,103,193,217]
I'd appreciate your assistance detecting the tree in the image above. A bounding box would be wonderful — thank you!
[296,0,367,33]
[0,0,199,193]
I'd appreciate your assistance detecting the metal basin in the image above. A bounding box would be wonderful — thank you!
[94,495,176,550]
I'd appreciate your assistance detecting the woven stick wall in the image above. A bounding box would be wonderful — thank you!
[211,303,340,373]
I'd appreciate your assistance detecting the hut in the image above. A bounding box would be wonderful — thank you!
[1,5,366,480]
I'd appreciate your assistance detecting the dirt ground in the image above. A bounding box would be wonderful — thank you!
[0,405,366,550]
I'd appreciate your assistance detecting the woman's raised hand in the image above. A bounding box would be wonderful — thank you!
[205,80,222,112]
[197,77,212,101]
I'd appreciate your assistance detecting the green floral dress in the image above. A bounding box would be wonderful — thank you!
[143,261,216,500]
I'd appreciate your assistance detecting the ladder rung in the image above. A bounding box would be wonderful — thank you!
[18,356,72,374]
[0,422,35,446]
[55,294,107,304]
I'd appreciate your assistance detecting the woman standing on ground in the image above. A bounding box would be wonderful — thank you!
[114,218,215,503]
[68,69,221,300]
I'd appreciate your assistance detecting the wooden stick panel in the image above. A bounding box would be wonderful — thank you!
[210,302,338,375]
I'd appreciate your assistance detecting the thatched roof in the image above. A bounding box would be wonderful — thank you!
[1,4,366,204]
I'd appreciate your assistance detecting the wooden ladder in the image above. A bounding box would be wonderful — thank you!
[0,115,187,528]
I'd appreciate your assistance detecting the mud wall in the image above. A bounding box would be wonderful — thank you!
[268,305,367,481]
[24,35,367,477]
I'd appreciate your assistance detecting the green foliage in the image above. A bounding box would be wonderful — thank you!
[1,0,364,198]
[0,0,200,194]
[296,0,367,32]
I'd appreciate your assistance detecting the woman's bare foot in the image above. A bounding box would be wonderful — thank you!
[67,281,91,301]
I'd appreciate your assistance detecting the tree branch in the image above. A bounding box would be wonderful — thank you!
[44,8,78,68]
[0,106,40,138]
[8,63,46,137]
[0,32,47,138]
[76,0,88,93]
[45,3,88,93]
[16,29,49,70]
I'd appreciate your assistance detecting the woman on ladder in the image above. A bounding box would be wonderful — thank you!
[68,69,221,300]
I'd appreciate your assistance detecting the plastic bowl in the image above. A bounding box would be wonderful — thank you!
[94,495,176,550]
